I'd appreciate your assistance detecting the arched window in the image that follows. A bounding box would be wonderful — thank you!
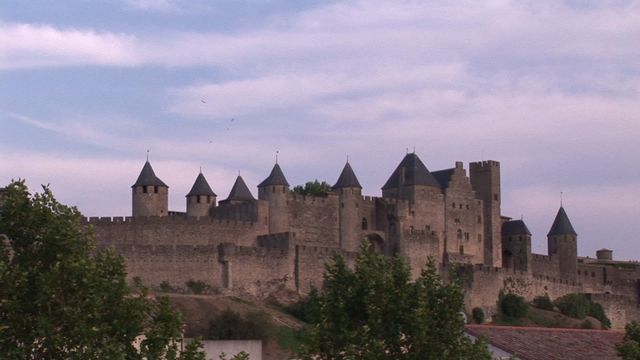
[361,218,368,230]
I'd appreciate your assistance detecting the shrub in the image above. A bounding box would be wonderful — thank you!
[533,294,554,310]
[283,287,321,324]
[208,309,273,341]
[554,293,611,328]
[555,293,589,319]
[581,320,594,329]
[472,307,485,324]
[186,279,209,294]
[499,293,528,318]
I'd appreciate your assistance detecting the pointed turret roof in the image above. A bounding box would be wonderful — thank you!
[186,172,216,197]
[258,163,289,187]
[226,175,255,201]
[132,161,168,187]
[382,153,440,190]
[547,207,577,236]
[332,162,362,189]
[432,168,455,189]
[502,219,532,236]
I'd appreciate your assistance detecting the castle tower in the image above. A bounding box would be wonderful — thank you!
[469,161,502,267]
[547,206,577,278]
[381,153,441,202]
[185,171,216,217]
[132,161,168,217]
[501,219,532,272]
[258,163,290,234]
[332,161,362,252]
[219,175,255,206]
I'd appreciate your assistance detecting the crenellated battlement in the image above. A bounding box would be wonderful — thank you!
[86,215,257,229]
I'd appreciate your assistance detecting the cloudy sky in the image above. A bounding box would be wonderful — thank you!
[1,0,639,259]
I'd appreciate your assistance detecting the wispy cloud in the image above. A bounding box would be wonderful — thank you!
[0,23,140,69]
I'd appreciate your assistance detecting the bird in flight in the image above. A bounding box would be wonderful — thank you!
[201,100,206,103]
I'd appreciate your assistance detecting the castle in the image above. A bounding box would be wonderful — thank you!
[88,153,640,328]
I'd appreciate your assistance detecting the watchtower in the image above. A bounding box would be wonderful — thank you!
[547,206,577,279]
[333,161,363,252]
[186,171,216,217]
[469,160,502,267]
[132,161,168,217]
[258,163,290,234]
[501,219,532,272]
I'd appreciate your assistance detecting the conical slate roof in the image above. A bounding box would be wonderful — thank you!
[382,153,440,190]
[186,172,216,197]
[226,175,255,201]
[332,162,362,189]
[132,161,168,187]
[432,168,455,189]
[258,163,289,187]
[547,207,577,236]
[502,220,532,236]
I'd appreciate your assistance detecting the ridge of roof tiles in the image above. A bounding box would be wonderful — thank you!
[132,161,168,188]
[548,206,577,236]
[332,162,362,189]
[382,153,440,190]
[258,163,289,187]
[186,172,216,197]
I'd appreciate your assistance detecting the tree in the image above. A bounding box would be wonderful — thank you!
[296,243,491,360]
[291,180,332,197]
[0,180,204,359]
[617,321,640,359]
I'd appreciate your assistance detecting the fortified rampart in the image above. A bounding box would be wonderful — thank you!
[84,153,640,328]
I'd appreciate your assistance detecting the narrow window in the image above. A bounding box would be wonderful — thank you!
[143,186,148,193]
[477,216,481,224]
[466,204,470,210]
[494,194,499,201]
[457,229,462,239]
[272,186,275,193]
[197,195,201,204]
[361,218,368,230]
[207,195,211,203]
[478,234,482,242]
[154,186,158,193]
[459,245,464,254]
[459,204,463,209]
[452,203,456,208]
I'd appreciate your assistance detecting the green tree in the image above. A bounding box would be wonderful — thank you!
[0,180,204,359]
[291,180,332,197]
[617,321,640,359]
[297,243,491,360]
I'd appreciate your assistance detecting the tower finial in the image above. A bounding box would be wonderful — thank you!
[413,145,415,154]
[276,150,279,164]
[146,149,149,161]
[346,154,349,163]
[560,191,564,207]
[199,165,202,174]
[406,147,409,154]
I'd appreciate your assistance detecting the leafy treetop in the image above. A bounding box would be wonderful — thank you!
[296,243,491,360]
[0,180,205,359]
[291,180,333,197]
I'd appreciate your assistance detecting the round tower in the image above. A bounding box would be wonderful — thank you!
[257,163,290,234]
[186,171,216,217]
[547,206,577,278]
[333,161,363,252]
[132,161,168,217]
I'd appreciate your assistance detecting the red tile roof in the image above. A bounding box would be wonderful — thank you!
[465,324,625,360]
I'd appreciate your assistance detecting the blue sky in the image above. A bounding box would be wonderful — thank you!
[1,0,639,259]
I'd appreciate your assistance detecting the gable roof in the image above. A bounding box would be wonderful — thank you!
[226,175,255,201]
[465,325,623,360]
[382,153,440,190]
[186,172,216,197]
[258,163,289,187]
[548,207,577,236]
[502,219,532,236]
[431,168,455,189]
[132,161,168,188]
[332,162,362,189]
